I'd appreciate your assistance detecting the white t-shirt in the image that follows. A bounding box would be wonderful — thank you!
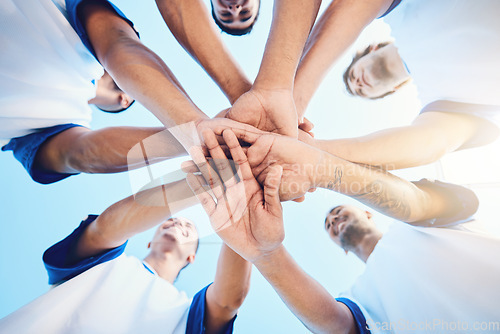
[0,255,193,334]
[0,0,103,141]
[384,0,500,109]
[340,222,500,333]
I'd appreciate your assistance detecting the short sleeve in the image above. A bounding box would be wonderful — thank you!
[43,215,127,285]
[336,297,371,334]
[64,0,138,59]
[378,0,402,18]
[185,283,237,334]
[411,179,479,227]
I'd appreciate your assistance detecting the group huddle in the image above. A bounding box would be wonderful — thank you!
[1,0,500,333]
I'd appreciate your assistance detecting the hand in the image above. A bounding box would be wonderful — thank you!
[228,130,322,201]
[226,89,299,137]
[168,117,264,152]
[186,129,285,263]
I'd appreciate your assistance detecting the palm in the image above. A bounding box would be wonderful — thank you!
[187,129,285,263]
[227,89,298,138]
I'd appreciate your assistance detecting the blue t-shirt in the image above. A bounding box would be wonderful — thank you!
[43,215,127,285]
[65,0,138,59]
[336,298,371,334]
[378,0,402,18]
[43,215,236,333]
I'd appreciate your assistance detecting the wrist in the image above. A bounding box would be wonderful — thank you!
[312,152,343,190]
[252,245,286,268]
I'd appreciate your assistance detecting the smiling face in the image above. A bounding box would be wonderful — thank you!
[343,42,409,99]
[346,50,399,99]
[150,217,199,257]
[210,0,260,35]
[324,205,374,252]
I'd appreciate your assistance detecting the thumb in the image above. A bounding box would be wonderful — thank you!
[264,165,283,216]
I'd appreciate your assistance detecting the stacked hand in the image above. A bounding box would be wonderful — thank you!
[226,88,299,138]
[185,129,286,263]
[208,128,322,201]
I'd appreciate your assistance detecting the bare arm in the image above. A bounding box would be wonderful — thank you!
[70,179,197,262]
[294,0,393,117]
[218,128,467,223]
[254,246,356,334]
[313,111,495,170]
[80,1,208,128]
[226,0,322,137]
[36,126,185,174]
[186,129,355,334]
[205,245,252,334]
[155,0,252,104]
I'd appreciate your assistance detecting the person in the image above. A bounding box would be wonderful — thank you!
[209,0,261,36]
[0,0,255,184]
[185,128,500,333]
[343,42,411,100]
[292,0,500,170]
[155,0,322,137]
[0,176,251,333]
[324,204,500,333]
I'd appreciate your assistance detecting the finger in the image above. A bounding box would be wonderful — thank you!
[186,173,216,216]
[202,129,239,189]
[181,160,199,174]
[308,187,317,193]
[189,146,224,201]
[222,129,253,182]
[224,127,262,145]
[264,165,283,216]
[203,118,264,141]
[298,117,314,132]
[292,196,306,203]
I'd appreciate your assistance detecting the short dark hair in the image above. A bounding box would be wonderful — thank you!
[210,1,260,36]
[343,42,394,100]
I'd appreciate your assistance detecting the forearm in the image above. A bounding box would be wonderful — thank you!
[253,246,353,334]
[294,0,391,117]
[313,126,445,171]
[313,151,436,222]
[155,0,252,104]
[46,127,185,174]
[313,111,481,170]
[205,244,252,333]
[75,179,198,259]
[254,0,322,90]
[82,3,208,128]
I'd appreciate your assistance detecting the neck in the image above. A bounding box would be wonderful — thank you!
[384,44,410,85]
[350,230,383,263]
[143,252,184,283]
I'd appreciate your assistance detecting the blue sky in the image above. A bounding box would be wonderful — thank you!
[5,1,499,333]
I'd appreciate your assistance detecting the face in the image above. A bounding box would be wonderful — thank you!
[324,205,373,251]
[211,0,259,30]
[346,48,400,99]
[150,218,199,256]
[91,72,134,112]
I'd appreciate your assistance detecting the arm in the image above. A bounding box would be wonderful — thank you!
[155,0,252,104]
[186,129,356,334]
[204,245,252,334]
[36,126,185,174]
[227,0,322,137]
[220,128,467,223]
[70,178,198,262]
[294,0,393,117]
[79,1,208,128]
[312,111,494,170]
[254,246,356,334]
